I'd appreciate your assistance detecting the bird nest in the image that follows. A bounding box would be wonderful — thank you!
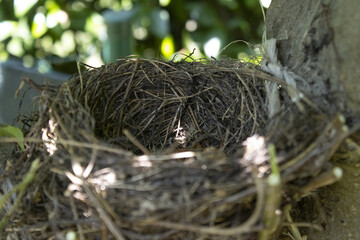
[0,56,348,239]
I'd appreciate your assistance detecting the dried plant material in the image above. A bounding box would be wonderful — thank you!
[0,56,349,240]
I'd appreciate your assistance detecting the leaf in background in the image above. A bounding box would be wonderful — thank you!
[0,123,25,151]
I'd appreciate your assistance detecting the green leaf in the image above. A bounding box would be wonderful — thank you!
[0,123,25,151]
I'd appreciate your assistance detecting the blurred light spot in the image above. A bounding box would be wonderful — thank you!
[65,231,77,240]
[254,46,262,55]
[23,55,35,68]
[75,32,92,45]
[85,13,106,41]
[99,0,121,10]
[14,0,38,17]
[45,15,54,26]
[46,10,69,28]
[37,59,51,73]
[0,21,17,41]
[0,51,9,61]
[58,11,69,27]
[159,9,169,21]
[133,26,148,40]
[85,54,103,68]
[7,38,24,57]
[18,18,33,48]
[53,42,64,57]
[204,37,221,58]
[35,49,45,58]
[45,0,59,11]
[32,12,47,38]
[182,33,202,59]
[261,0,272,8]
[121,0,133,10]
[185,19,197,32]
[61,30,76,53]
[159,0,171,7]
[71,1,86,11]
[237,52,249,60]
[161,35,175,59]
[41,36,53,52]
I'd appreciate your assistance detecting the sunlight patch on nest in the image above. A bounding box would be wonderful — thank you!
[41,117,57,156]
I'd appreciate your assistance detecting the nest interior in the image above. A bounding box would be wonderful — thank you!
[0,56,349,239]
[56,57,268,155]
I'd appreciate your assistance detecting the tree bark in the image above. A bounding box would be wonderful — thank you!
[265,0,360,239]
[266,0,360,115]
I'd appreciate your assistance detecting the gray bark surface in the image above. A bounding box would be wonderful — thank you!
[265,0,360,239]
[265,0,360,115]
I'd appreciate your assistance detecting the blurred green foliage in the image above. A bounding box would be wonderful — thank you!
[0,0,265,73]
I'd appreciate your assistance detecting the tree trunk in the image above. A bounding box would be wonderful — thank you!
[266,0,360,115]
[265,0,360,239]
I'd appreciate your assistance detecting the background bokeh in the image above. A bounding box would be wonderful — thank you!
[0,0,270,74]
